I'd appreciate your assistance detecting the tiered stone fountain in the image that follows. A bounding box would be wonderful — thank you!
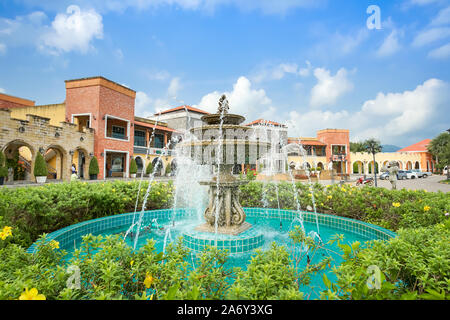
[181,95,270,236]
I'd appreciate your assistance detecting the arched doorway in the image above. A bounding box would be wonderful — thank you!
[2,140,35,182]
[368,161,379,174]
[317,162,324,171]
[415,161,420,170]
[73,148,90,180]
[353,161,364,174]
[45,145,67,180]
[406,161,413,170]
[135,156,144,175]
[152,157,164,176]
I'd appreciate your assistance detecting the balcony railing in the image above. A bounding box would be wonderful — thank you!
[134,146,176,156]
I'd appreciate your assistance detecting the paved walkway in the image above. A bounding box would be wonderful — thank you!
[319,175,450,193]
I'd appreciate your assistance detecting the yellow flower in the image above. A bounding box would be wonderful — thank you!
[327,195,333,200]
[392,202,401,208]
[341,188,347,192]
[130,260,134,267]
[0,226,12,240]
[49,240,59,249]
[144,273,155,288]
[19,288,46,300]
[308,194,312,197]
[112,188,116,192]
[424,206,431,212]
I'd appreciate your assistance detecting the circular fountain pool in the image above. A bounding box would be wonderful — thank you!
[27,208,395,299]
[28,207,395,255]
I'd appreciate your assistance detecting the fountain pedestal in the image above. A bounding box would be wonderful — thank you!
[196,164,251,235]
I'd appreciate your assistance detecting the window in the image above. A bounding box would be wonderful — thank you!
[332,145,346,155]
[112,125,126,140]
[134,130,146,147]
[154,134,164,149]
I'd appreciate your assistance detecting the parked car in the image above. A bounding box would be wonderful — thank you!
[379,172,390,180]
[405,170,418,179]
[411,169,432,178]
[397,170,408,180]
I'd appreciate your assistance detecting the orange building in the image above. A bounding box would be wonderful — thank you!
[397,139,436,172]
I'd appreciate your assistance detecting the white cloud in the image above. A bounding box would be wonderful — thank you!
[377,30,402,56]
[309,68,354,108]
[0,88,5,93]
[299,60,312,77]
[288,78,449,145]
[357,79,449,140]
[252,61,312,83]
[0,5,103,55]
[0,43,5,54]
[194,76,276,121]
[412,27,450,47]
[40,5,103,54]
[431,6,450,25]
[428,42,450,58]
[168,77,182,98]
[135,91,154,117]
[147,70,171,81]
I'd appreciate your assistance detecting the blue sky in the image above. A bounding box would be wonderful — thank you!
[1,0,449,147]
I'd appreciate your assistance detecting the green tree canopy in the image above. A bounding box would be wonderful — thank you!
[428,132,450,172]
[363,138,382,155]
[350,142,366,153]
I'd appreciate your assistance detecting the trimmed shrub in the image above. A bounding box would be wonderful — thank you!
[0,150,5,167]
[88,157,99,175]
[165,163,171,176]
[146,162,153,175]
[129,158,137,175]
[0,151,7,178]
[33,153,48,177]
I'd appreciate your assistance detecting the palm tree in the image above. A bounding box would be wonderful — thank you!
[428,132,450,179]
[364,138,382,187]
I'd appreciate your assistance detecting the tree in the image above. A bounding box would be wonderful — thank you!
[350,141,366,153]
[428,132,450,179]
[33,152,48,177]
[363,138,382,187]
[129,158,138,175]
[89,157,99,176]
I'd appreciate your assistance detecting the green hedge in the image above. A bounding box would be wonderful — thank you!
[0,180,449,300]
[239,182,450,231]
[323,221,450,300]
[0,181,174,247]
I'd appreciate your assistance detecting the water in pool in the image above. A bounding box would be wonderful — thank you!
[61,215,373,299]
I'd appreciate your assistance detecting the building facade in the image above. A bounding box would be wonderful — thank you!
[0,76,437,183]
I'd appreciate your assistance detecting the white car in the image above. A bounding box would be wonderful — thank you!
[405,170,418,179]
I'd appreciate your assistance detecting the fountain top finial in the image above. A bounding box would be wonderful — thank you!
[218,94,229,115]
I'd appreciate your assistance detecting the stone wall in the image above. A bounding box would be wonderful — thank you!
[0,109,95,182]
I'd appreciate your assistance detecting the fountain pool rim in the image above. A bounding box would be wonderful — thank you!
[27,208,396,254]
